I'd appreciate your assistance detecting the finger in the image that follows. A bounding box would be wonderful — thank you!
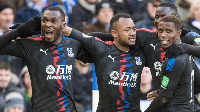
[147,97,156,101]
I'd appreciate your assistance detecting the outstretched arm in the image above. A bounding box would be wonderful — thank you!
[166,43,200,58]
[166,29,200,58]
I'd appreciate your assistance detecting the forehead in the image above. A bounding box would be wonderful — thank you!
[117,18,135,28]
[158,21,175,29]
[43,10,61,19]
[0,8,14,14]
[156,7,175,15]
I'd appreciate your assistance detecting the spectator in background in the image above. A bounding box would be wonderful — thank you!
[0,0,25,12]
[0,61,22,112]
[20,66,32,112]
[176,0,192,22]
[135,0,163,30]
[0,3,14,35]
[0,3,26,76]
[72,60,93,112]
[83,1,114,33]
[140,67,154,112]
[103,0,128,14]
[184,0,200,34]
[71,0,99,31]
[124,0,146,22]
[4,92,24,112]
[14,0,49,23]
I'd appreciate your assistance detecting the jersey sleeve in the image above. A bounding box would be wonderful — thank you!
[76,46,93,63]
[87,32,113,41]
[159,58,184,98]
[69,29,107,57]
[181,31,200,46]
[194,63,200,94]
[0,40,24,58]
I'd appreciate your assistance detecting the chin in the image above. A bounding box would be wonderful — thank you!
[161,46,169,50]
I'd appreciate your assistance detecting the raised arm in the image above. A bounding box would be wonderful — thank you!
[62,26,107,56]
[0,16,41,50]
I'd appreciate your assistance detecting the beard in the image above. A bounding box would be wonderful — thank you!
[118,37,135,48]
[42,27,62,44]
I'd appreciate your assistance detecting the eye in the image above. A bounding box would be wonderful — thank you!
[52,19,58,24]
[124,29,129,32]
[42,19,47,23]
[167,30,171,33]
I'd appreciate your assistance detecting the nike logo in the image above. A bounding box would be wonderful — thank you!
[150,44,157,50]
[108,55,115,62]
[40,48,48,55]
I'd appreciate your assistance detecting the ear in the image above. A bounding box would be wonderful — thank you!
[62,22,67,28]
[111,30,117,39]
[177,30,182,36]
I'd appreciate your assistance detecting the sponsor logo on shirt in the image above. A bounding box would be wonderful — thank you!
[161,76,169,89]
[108,55,115,62]
[40,48,48,55]
[67,48,74,57]
[150,44,157,50]
[82,33,92,38]
[154,61,162,76]
[135,57,142,65]
[108,71,138,87]
[194,38,200,44]
[46,65,72,80]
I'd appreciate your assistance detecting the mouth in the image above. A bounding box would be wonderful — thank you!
[160,39,170,44]
[44,30,53,39]
[128,37,136,42]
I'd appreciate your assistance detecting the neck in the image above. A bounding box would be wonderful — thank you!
[140,83,152,94]
[175,38,181,44]
[114,41,130,52]
[53,36,62,45]
[0,26,9,33]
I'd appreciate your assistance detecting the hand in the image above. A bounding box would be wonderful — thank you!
[147,90,158,101]
[16,16,41,37]
[165,43,189,58]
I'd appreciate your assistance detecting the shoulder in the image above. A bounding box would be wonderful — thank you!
[62,36,82,46]
[15,37,42,45]
[169,54,190,66]
[136,28,157,40]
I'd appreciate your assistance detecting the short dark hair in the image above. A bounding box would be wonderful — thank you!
[0,61,11,70]
[159,2,177,15]
[45,6,65,22]
[159,15,182,30]
[110,13,131,30]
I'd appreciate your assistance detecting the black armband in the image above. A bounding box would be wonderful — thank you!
[145,95,169,112]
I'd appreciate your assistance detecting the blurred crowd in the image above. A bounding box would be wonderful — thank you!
[0,0,199,112]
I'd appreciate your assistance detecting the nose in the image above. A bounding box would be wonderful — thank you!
[45,21,53,27]
[161,32,167,37]
[129,29,136,36]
